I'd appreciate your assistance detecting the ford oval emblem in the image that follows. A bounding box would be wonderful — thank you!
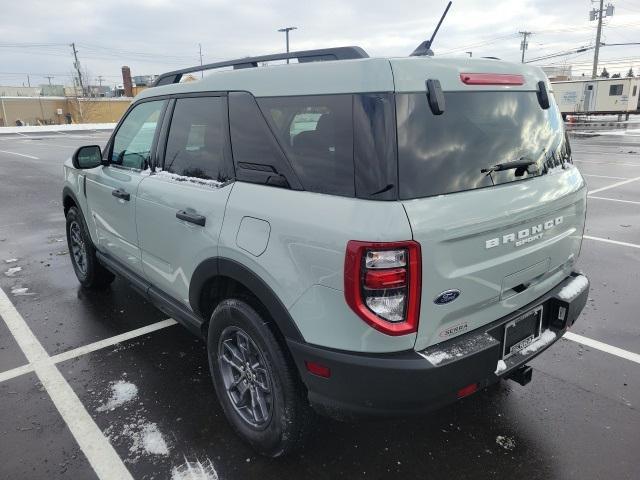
[434,289,461,305]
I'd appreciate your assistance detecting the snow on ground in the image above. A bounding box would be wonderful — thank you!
[4,266,22,277]
[494,360,507,375]
[572,128,640,137]
[519,330,556,356]
[97,380,138,412]
[171,458,219,480]
[0,123,116,134]
[496,435,516,451]
[106,420,171,462]
[10,287,33,296]
[558,275,588,301]
[4,258,17,263]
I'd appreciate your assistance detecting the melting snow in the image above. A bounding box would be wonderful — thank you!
[171,458,219,480]
[4,258,17,263]
[519,329,556,356]
[117,421,170,459]
[140,168,223,188]
[558,275,588,301]
[494,360,507,375]
[4,266,22,277]
[11,287,33,296]
[496,435,516,451]
[97,380,138,412]
[422,351,452,365]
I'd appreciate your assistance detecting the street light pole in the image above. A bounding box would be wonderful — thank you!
[277,26,297,63]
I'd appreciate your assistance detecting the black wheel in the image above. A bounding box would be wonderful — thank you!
[65,206,115,289]
[207,298,312,457]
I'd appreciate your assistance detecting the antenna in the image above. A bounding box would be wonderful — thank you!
[410,1,453,57]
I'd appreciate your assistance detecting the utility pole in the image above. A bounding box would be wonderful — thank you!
[198,43,203,78]
[590,1,614,78]
[26,75,31,87]
[70,42,85,97]
[44,75,54,85]
[96,76,104,87]
[519,31,532,63]
[466,51,472,57]
[277,26,297,63]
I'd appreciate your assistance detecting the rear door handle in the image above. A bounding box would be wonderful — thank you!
[176,210,206,226]
[111,188,130,201]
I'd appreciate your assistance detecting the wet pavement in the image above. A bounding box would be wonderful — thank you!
[0,129,639,479]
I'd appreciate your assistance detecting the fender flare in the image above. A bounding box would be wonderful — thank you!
[189,257,304,342]
[62,186,80,212]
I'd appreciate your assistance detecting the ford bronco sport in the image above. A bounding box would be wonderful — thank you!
[62,46,589,457]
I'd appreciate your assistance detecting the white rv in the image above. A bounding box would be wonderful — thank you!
[552,77,640,115]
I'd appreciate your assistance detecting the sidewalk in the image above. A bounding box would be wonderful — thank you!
[0,123,116,135]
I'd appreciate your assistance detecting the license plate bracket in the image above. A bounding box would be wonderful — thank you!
[502,306,543,359]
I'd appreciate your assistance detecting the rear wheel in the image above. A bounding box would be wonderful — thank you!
[207,298,311,457]
[65,206,114,289]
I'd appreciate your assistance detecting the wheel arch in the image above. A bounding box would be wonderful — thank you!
[190,257,304,343]
[62,186,79,214]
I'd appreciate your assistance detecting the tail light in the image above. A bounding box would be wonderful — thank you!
[344,240,421,336]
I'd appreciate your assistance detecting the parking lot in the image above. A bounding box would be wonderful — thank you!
[0,129,638,480]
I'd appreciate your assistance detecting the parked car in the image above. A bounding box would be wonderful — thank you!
[62,46,590,457]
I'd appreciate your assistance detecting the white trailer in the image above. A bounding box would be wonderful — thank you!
[551,77,640,115]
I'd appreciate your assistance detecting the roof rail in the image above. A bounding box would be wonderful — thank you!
[153,46,369,87]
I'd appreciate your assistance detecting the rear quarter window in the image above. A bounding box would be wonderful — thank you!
[258,95,355,197]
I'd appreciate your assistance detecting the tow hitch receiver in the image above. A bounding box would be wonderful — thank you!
[508,365,533,386]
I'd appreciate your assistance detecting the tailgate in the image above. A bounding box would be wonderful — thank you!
[404,168,586,351]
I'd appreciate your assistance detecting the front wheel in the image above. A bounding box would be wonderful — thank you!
[65,206,114,289]
[207,298,312,457]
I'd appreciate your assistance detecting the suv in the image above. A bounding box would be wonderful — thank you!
[62,46,589,457]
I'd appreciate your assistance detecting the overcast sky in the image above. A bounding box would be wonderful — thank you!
[1,0,639,87]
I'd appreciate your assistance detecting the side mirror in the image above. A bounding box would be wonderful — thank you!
[72,145,103,169]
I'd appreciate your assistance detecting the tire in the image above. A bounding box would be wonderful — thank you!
[207,298,312,457]
[65,206,115,289]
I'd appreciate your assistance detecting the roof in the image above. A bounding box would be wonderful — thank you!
[551,77,640,84]
[135,55,550,101]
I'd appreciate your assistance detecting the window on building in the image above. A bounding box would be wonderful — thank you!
[633,86,637,96]
[609,84,623,96]
[163,96,230,181]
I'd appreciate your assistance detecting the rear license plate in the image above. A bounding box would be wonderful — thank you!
[502,306,543,359]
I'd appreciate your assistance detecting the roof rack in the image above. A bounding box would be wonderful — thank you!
[153,46,369,87]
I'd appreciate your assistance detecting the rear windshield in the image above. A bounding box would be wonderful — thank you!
[396,91,570,199]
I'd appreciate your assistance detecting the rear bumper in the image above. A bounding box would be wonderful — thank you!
[287,272,589,418]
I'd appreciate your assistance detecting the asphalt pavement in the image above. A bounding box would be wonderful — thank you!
[0,128,638,480]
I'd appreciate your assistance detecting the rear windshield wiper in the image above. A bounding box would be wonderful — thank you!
[481,159,536,175]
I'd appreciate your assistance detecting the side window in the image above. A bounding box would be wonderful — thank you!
[163,96,229,181]
[258,95,354,197]
[111,100,165,169]
[609,84,623,96]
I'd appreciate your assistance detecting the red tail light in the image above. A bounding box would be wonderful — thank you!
[344,240,421,336]
[459,73,525,85]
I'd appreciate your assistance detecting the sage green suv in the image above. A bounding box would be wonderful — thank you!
[62,46,589,457]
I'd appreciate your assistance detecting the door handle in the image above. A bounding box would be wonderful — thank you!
[176,210,206,227]
[111,188,130,201]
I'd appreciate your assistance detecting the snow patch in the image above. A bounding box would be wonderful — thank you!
[4,266,22,277]
[11,287,33,296]
[171,458,219,480]
[422,351,452,365]
[116,422,170,459]
[4,258,17,263]
[519,329,556,356]
[557,275,588,301]
[97,380,138,412]
[494,360,507,375]
[496,435,516,451]
[140,168,223,188]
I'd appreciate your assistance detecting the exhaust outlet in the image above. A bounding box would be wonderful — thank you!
[508,365,533,386]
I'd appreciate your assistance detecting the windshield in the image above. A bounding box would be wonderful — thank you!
[396,91,571,199]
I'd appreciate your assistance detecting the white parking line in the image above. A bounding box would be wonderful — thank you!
[0,149,39,159]
[0,363,34,383]
[588,196,640,206]
[581,174,630,180]
[584,235,640,249]
[50,318,178,364]
[574,160,640,167]
[564,332,640,365]
[0,287,134,480]
[588,176,640,194]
